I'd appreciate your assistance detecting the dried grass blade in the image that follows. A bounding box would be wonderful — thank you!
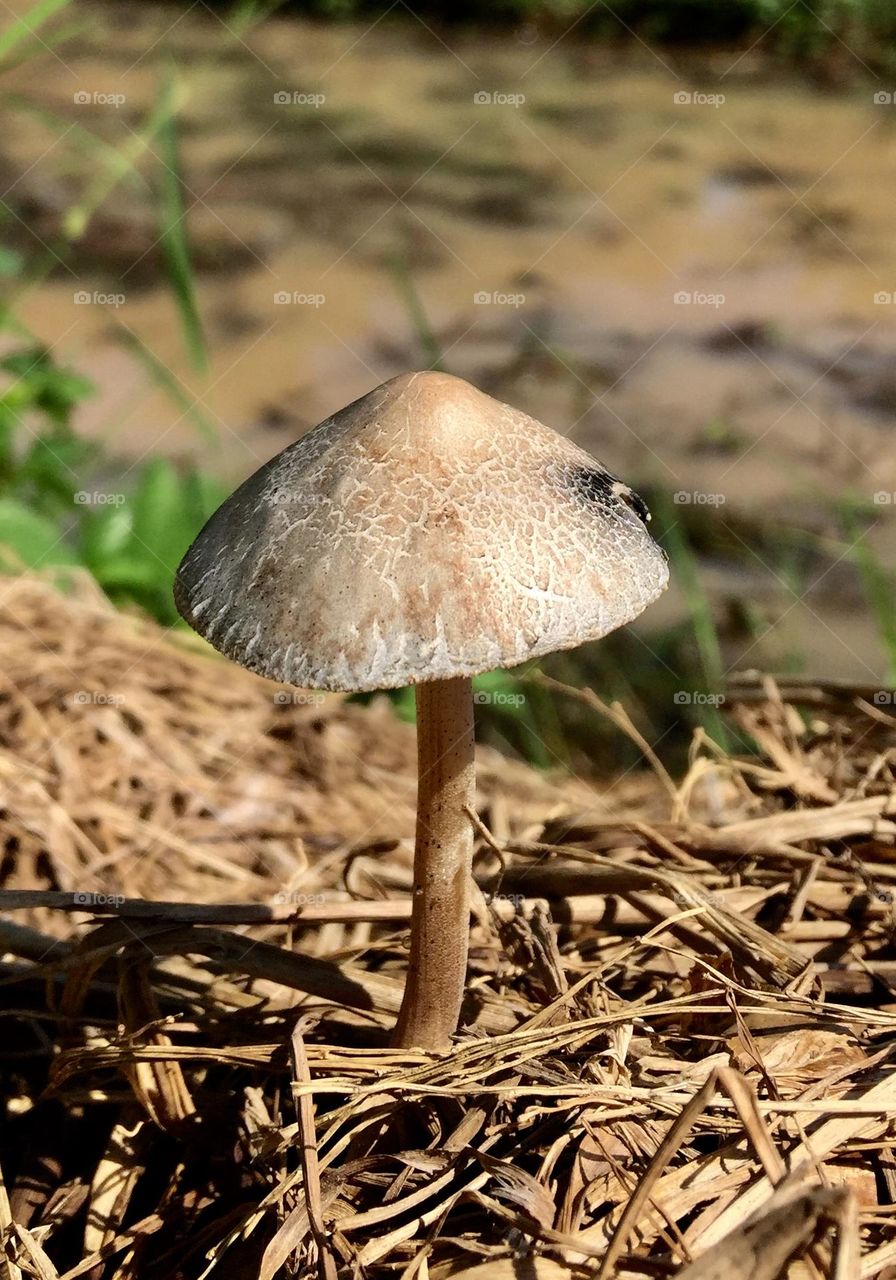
[674,1186,850,1280]
[82,1114,146,1259]
[696,1068,896,1248]
[598,1069,783,1278]
[290,1016,337,1280]
[0,1156,21,1280]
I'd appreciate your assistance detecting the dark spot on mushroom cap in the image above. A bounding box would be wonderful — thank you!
[565,465,615,509]
[565,465,652,525]
[614,483,652,525]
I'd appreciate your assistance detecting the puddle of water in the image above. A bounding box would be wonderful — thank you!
[4,2,896,681]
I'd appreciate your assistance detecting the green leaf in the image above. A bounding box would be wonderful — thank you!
[0,406,18,486]
[0,246,23,278]
[131,458,200,578]
[1,345,94,426]
[92,554,168,593]
[20,431,94,513]
[0,497,77,569]
[184,467,229,520]
[80,503,133,573]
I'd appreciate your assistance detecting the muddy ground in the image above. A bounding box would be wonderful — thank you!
[3,2,896,681]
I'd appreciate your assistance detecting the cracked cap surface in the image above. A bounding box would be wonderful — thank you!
[175,371,669,691]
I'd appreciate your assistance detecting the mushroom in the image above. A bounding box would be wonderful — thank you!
[174,371,668,1051]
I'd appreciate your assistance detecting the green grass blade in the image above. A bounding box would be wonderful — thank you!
[63,90,166,241]
[842,509,896,685]
[389,255,444,372]
[0,0,74,64]
[156,68,207,374]
[117,327,217,444]
[227,0,291,36]
[657,495,731,749]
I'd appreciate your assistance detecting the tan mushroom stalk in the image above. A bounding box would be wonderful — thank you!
[393,675,475,1050]
[174,371,668,1051]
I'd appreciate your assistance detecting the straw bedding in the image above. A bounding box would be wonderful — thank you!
[1,571,895,1279]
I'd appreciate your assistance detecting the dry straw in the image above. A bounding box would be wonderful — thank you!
[1,573,895,1277]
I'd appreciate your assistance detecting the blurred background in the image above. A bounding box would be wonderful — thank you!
[2,0,896,772]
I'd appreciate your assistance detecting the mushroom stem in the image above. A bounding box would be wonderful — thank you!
[392,675,475,1052]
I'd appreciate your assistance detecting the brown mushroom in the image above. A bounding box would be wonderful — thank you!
[174,371,668,1050]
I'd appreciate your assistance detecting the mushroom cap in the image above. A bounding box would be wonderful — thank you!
[175,371,669,692]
